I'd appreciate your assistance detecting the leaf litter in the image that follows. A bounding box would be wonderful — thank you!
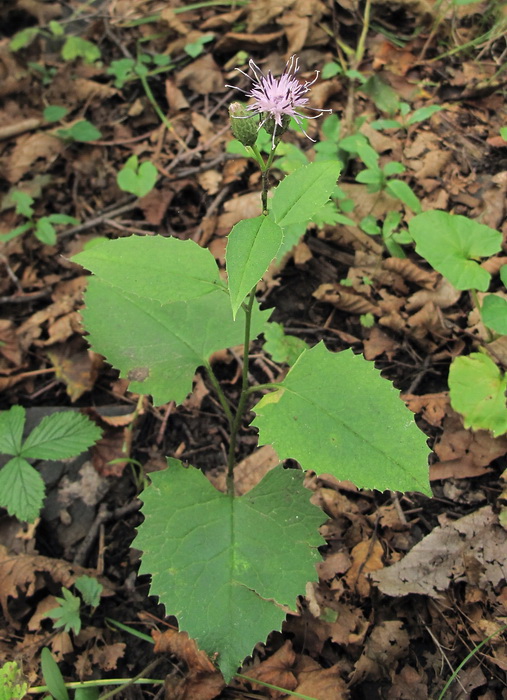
[0,0,507,697]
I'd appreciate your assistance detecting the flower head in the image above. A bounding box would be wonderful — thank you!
[227,55,331,146]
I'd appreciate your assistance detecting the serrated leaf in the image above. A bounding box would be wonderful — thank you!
[75,575,103,608]
[0,405,26,456]
[20,411,101,460]
[47,588,82,634]
[226,216,283,318]
[252,343,430,495]
[73,235,223,304]
[81,281,269,406]
[481,295,507,335]
[271,161,341,228]
[0,661,28,700]
[448,353,507,437]
[134,463,324,681]
[409,211,502,291]
[0,457,45,522]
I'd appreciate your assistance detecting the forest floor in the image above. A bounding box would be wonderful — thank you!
[1,0,507,698]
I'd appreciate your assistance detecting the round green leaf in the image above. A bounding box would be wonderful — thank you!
[134,463,324,681]
[481,294,507,335]
[448,353,507,437]
[409,211,502,291]
[252,343,430,495]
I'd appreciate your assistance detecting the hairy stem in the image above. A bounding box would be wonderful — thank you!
[206,361,234,429]
[226,288,256,494]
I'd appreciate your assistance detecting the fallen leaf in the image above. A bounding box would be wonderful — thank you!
[344,539,384,596]
[243,641,296,698]
[6,132,64,183]
[372,506,507,598]
[352,621,410,682]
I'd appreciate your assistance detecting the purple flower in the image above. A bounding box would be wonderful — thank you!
[227,55,331,145]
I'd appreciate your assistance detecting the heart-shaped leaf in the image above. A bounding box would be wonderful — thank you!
[134,462,324,681]
[409,211,502,291]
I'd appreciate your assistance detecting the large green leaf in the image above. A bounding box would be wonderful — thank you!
[0,457,45,522]
[270,161,341,228]
[252,343,430,495]
[0,405,25,456]
[134,462,324,681]
[226,216,283,318]
[20,412,101,460]
[73,236,223,304]
[409,211,502,291]
[448,353,507,437]
[81,282,269,405]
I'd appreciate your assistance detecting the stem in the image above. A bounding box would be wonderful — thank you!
[245,382,282,395]
[99,659,162,699]
[226,288,256,494]
[206,361,234,429]
[139,74,188,150]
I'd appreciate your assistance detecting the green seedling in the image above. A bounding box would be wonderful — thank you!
[410,210,506,436]
[117,155,158,198]
[0,661,28,700]
[0,191,79,245]
[371,101,443,131]
[61,36,101,64]
[184,33,214,58]
[0,406,101,522]
[46,575,103,636]
[55,120,102,143]
[360,210,413,258]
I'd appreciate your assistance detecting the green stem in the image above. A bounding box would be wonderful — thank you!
[245,382,282,395]
[355,0,372,66]
[28,679,164,694]
[226,288,256,494]
[99,660,162,699]
[139,74,187,149]
[206,361,234,429]
[236,674,319,700]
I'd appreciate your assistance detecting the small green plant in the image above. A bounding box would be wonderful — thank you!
[46,575,103,636]
[184,33,214,58]
[370,101,444,131]
[0,191,79,245]
[0,406,101,522]
[360,210,413,258]
[0,661,28,700]
[55,121,102,143]
[409,210,507,436]
[117,155,158,198]
[71,56,431,681]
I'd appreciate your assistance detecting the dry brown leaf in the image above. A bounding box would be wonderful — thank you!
[363,327,397,360]
[72,78,120,102]
[352,621,410,683]
[387,665,429,699]
[432,410,507,480]
[215,30,285,53]
[406,277,461,311]
[244,641,296,697]
[176,55,225,95]
[17,0,61,22]
[313,283,380,315]
[294,657,349,699]
[317,551,352,581]
[329,602,369,646]
[197,170,222,195]
[372,505,507,598]
[216,192,262,235]
[0,319,23,366]
[382,257,438,289]
[234,444,280,495]
[402,392,449,427]
[344,539,384,596]
[0,544,110,624]
[154,628,225,700]
[6,132,64,183]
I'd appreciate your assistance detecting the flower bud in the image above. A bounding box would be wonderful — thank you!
[262,113,291,144]
[229,102,259,147]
